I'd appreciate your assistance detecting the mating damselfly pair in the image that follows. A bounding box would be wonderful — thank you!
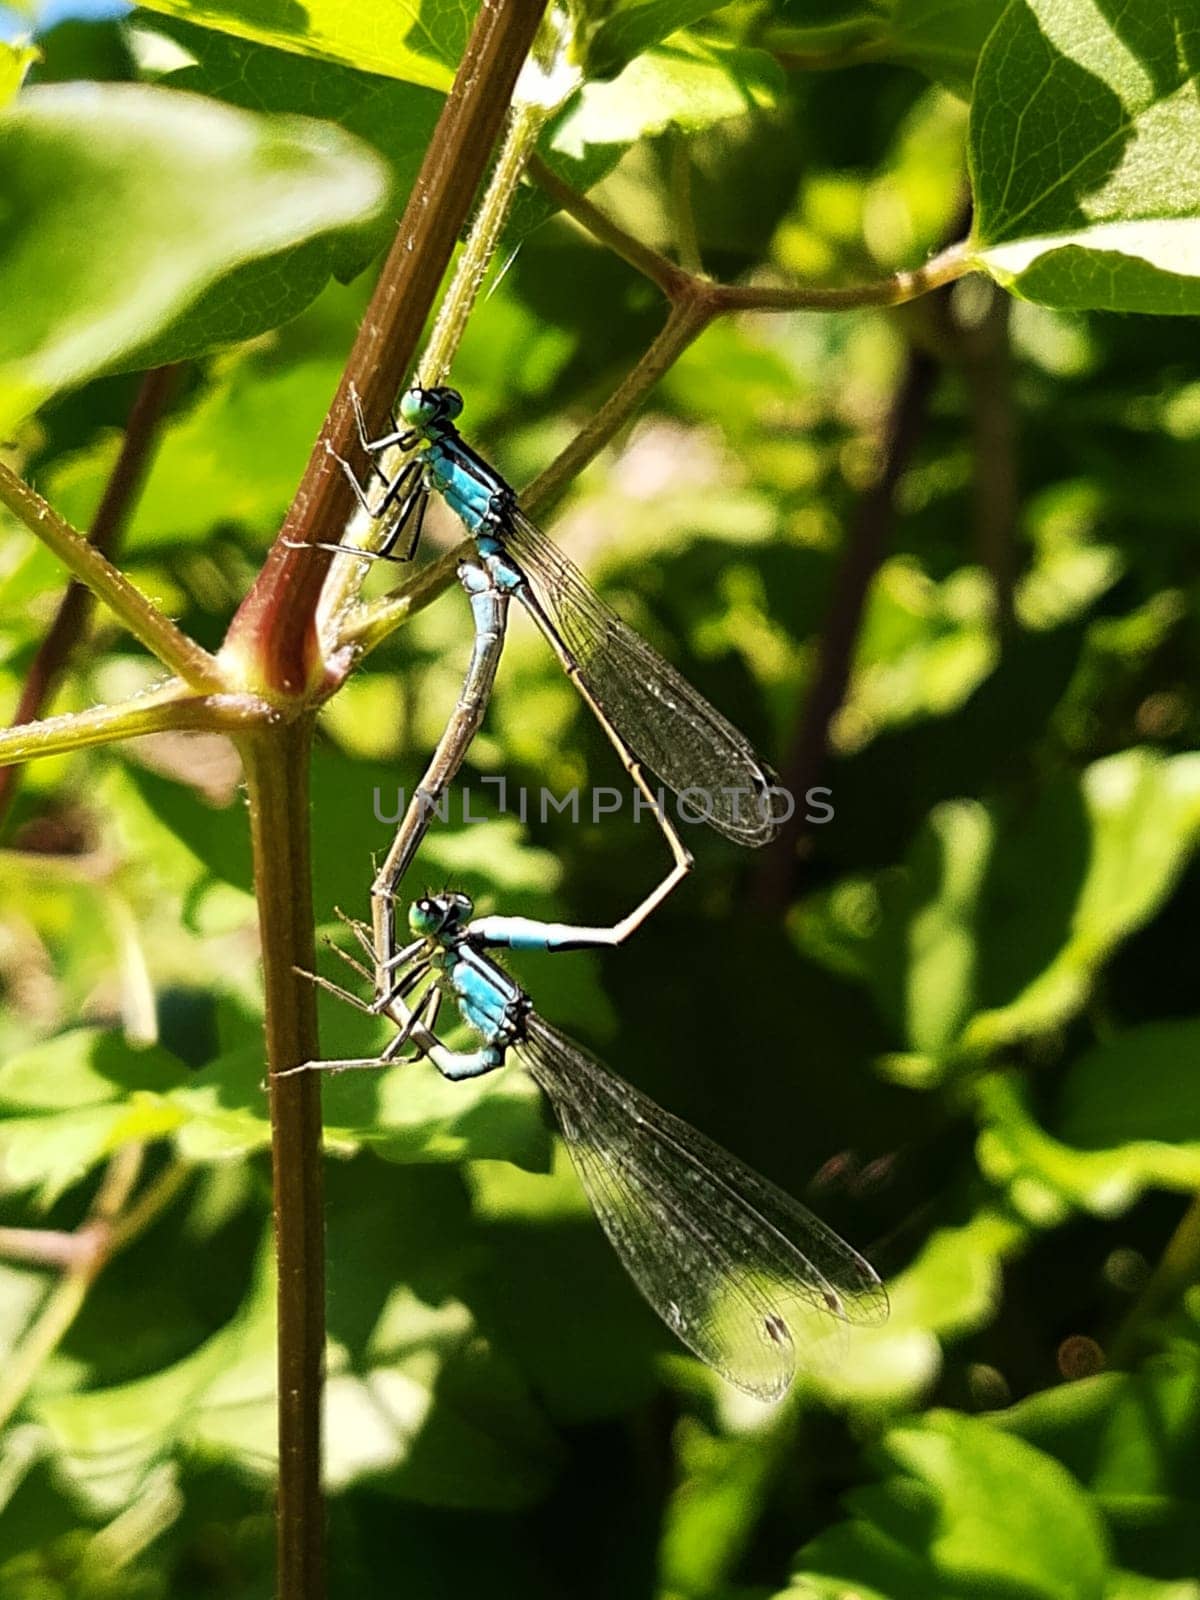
[292,383,888,1400]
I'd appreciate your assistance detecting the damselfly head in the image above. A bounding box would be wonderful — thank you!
[409,891,474,940]
[399,386,464,429]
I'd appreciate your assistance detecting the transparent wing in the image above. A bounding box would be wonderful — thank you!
[505,509,781,847]
[518,1014,888,1401]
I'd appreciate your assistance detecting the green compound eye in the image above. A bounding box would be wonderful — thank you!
[399,388,434,427]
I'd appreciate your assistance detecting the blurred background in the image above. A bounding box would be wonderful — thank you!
[2,1,1200,1596]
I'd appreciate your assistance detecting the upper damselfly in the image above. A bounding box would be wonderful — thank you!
[323,386,784,989]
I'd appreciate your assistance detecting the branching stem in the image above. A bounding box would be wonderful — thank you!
[0,462,220,690]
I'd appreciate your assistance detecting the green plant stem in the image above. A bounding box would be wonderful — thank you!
[531,156,973,310]
[711,240,972,312]
[0,1149,190,1433]
[240,719,325,1600]
[338,545,466,657]
[422,97,551,387]
[1111,1194,1200,1367]
[0,366,181,830]
[0,684,277,771]
[316,94,553,650]
[227,0,551,700]
[0,462,220,690]
[528,153,687,294]
[0,1227,84,1268]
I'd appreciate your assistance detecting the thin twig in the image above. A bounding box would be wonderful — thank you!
[0,1149,190,1433]
[957,285,1017,638]
[523,292,714,515]
[708,241,972,312]
[528,153,688,295]
[0,366,181,829]
[0,684,277,771]
[753,343,940,913]
[0,1227,87,1269]
[1110,1193,1200,1368]
[530,156,974,310]
[0,462,221,691]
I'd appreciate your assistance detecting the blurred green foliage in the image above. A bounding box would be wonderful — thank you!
[3,0,1200,1596]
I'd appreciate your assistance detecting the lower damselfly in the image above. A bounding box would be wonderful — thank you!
[294,892,888,1401]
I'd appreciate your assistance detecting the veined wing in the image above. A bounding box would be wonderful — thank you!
[518,1014,887,1402]
[504,508,781,848]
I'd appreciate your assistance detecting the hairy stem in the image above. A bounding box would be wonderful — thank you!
[317,93,553,644]
[710,240,972,312]
[0,462,219,690]
[0,367,181,828]
[422,97,552,386]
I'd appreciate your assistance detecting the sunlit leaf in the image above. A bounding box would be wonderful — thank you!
[0,83,389,428]
[789,1411,1110,1600]
[134,0,468,91]
[871,751,1200,1063]
[550,39,782,160]
[970,1,1200,313]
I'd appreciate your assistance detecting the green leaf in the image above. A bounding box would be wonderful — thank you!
[134,0,467,92]
[660,1420,781,1596]
[969,0,1200,313]
[155,18,443,280]
[549,38,783,160]
[1058,1020,1200,1152]
[871,751,1200,1063]
[586,0,746,80]
[36,1196,560,1515]
[764,0,1005,97]
[976,1048,1200,1221]
[790,1411,1110,1600]
[997,1354,1200,1584]
[762,0,887,60]
[0,82,389,429]
[0,1030,189,1203]
[887,0,1007,97]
